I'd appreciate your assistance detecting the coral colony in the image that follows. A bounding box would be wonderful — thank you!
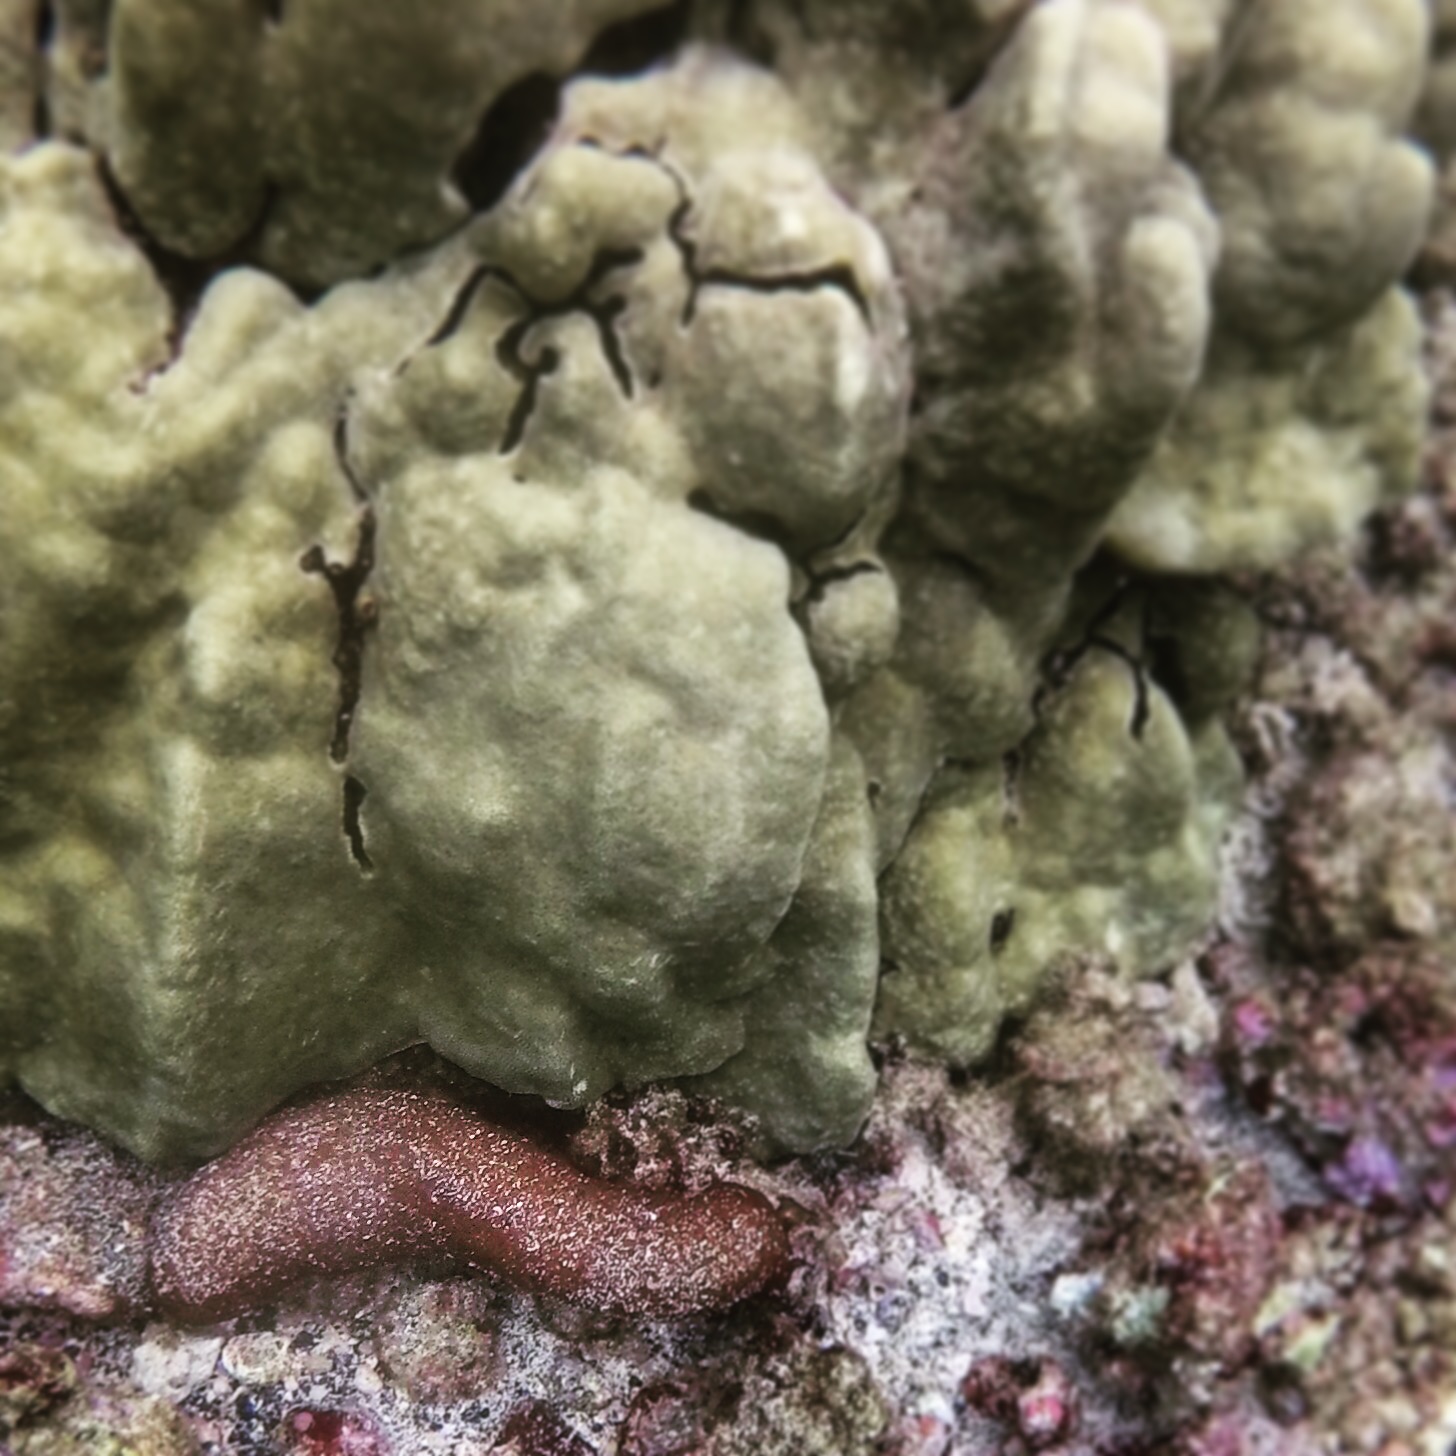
[3,1,1456,1452]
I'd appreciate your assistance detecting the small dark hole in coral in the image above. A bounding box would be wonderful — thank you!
[260,0,284,22]
[1348,1009,1388,1051]
[34,0,54,48]
[989,907,1016,955]
[1244,1074,1275,1117]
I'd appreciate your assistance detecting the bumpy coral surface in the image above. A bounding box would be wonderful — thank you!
[1,3,1453,1448]
[1,0,1432,1168]
[1,46,903,1161]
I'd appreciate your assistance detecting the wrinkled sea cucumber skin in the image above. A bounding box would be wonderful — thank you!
[147,1089,791,1323]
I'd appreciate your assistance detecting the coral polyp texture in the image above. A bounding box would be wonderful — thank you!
[2,7,1454,1447]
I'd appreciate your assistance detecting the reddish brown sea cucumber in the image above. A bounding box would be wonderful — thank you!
[148,1088,791,1324]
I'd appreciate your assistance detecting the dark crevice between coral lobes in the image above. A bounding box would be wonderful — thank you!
[1040,632,1152,742]
[451,0,690,215]
[102,163,287,378]
[801,558,884,606]
[31,1,55,141]
[1172,0,1264,149]
[945,0,1040,111]
[1036,575,1155,739]
[686,489,788,548]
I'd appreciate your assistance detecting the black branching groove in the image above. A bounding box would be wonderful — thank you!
[332,411,368,503]
[1033,577,1155,740]
[342,775,373,871]
[667,196,699,324]
[498,342,560,454]
[428,246,641,454]
[302,415,377,872]
[300,505,376,766]
[690,262,870,327]
[426,264,522,347]
[658,175,869,328]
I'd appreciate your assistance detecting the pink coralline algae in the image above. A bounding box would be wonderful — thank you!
[281,1406,392,1456]
[493,1401,597,1456]
[148,1089,791,1324]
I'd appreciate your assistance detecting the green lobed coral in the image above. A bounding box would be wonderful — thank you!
[0,0,1435,1161]
[0,51,905,1160]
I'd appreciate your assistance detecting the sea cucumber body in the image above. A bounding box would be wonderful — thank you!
[148,1088,791,1323]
